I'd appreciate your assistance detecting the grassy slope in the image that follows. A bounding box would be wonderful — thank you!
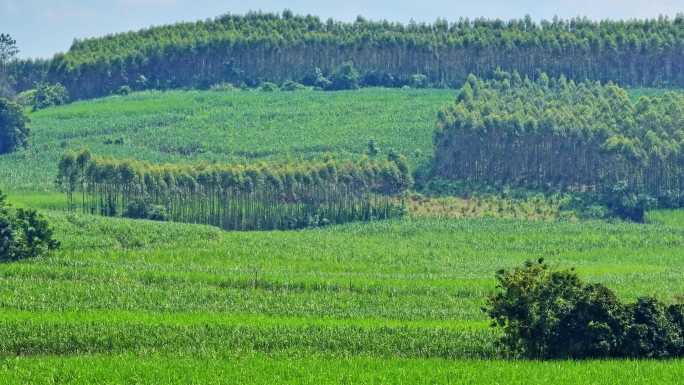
[0,88,453,192]
[1,210,684,378]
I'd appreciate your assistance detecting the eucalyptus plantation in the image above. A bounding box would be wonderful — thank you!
[13,12,684,99]
[433,71,684,206]
[56,151,411,230]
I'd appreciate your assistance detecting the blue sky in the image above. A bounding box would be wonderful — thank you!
[3,0,683,59]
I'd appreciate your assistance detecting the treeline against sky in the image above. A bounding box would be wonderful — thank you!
[433,71,684,207]
[8,11,684,99]
[56,150,411,230]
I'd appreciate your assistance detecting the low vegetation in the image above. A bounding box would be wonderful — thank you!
[1,355,683,384]
[408,194,563,221]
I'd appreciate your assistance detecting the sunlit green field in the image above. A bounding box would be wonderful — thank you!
[3,354,683,384]
[2,88,684,382]
[1,207,684,381]
[0,88,453,192]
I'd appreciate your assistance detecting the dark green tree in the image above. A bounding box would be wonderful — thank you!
[0,190,59,262]
[0,33,19,97]
[32,82,69,111]
[0,97,29,154]
[486,260,684,359]
[329,62,360,90]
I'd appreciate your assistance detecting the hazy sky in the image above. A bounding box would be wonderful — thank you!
[3,0,683,59]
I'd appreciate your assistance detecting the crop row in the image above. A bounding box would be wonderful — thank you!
[3,354,683,385]
[0,311,496,358]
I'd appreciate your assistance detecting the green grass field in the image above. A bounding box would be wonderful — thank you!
[3,354,683,384]
[0,88,453,192]
[2,88,684,382]
[1,209,684,381]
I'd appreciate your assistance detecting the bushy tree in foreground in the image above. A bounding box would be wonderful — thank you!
[32,82,69,111]
[486,260,684,359]
[0,97,29,154]
[0,190,59,262]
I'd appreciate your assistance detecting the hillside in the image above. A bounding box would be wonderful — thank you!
[434,73,684,208]
[12,12,684,99]
[0,88,453,192]
[6,2,684,382]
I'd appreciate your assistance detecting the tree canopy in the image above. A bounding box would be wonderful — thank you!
[9,12,684,99]
[56,151,412,230]
[487,260,684,359]
[0,189,59,262]
[433,71,684,208]
[0,97,29,154]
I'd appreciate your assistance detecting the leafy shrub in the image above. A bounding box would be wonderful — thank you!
[281,80,306,91]
[103,137,125,145]
[409,73,428,88]
[303,67,332,90]
[260,82,279,92]
[622,298,683,358]
[604,181,656,223]
[135,75,149,90]
[486,260,684,359]
[114,85,131,96]
[15,89,37,108]
[329,62,360,90]
[362,71,397,87]
[124,199,168,222]
[0,190,59,262]
[367,139,380,157]
[0,97,29,154]
[33,82,69,111]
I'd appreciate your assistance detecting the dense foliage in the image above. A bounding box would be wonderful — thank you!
[31,83,69,111]
[433,72,684,214]
[4,58,50,94]
[10,12,684,99]
[487,260,684,359]
[0,190,59,262]
[0,97,29,154]
[56,150,411,230]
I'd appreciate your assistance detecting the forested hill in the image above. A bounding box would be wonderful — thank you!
[21,12,684,99]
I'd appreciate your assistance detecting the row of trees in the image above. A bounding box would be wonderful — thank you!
[433,71,684,209]
[7,12,684,99]
[56,150,411,230]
